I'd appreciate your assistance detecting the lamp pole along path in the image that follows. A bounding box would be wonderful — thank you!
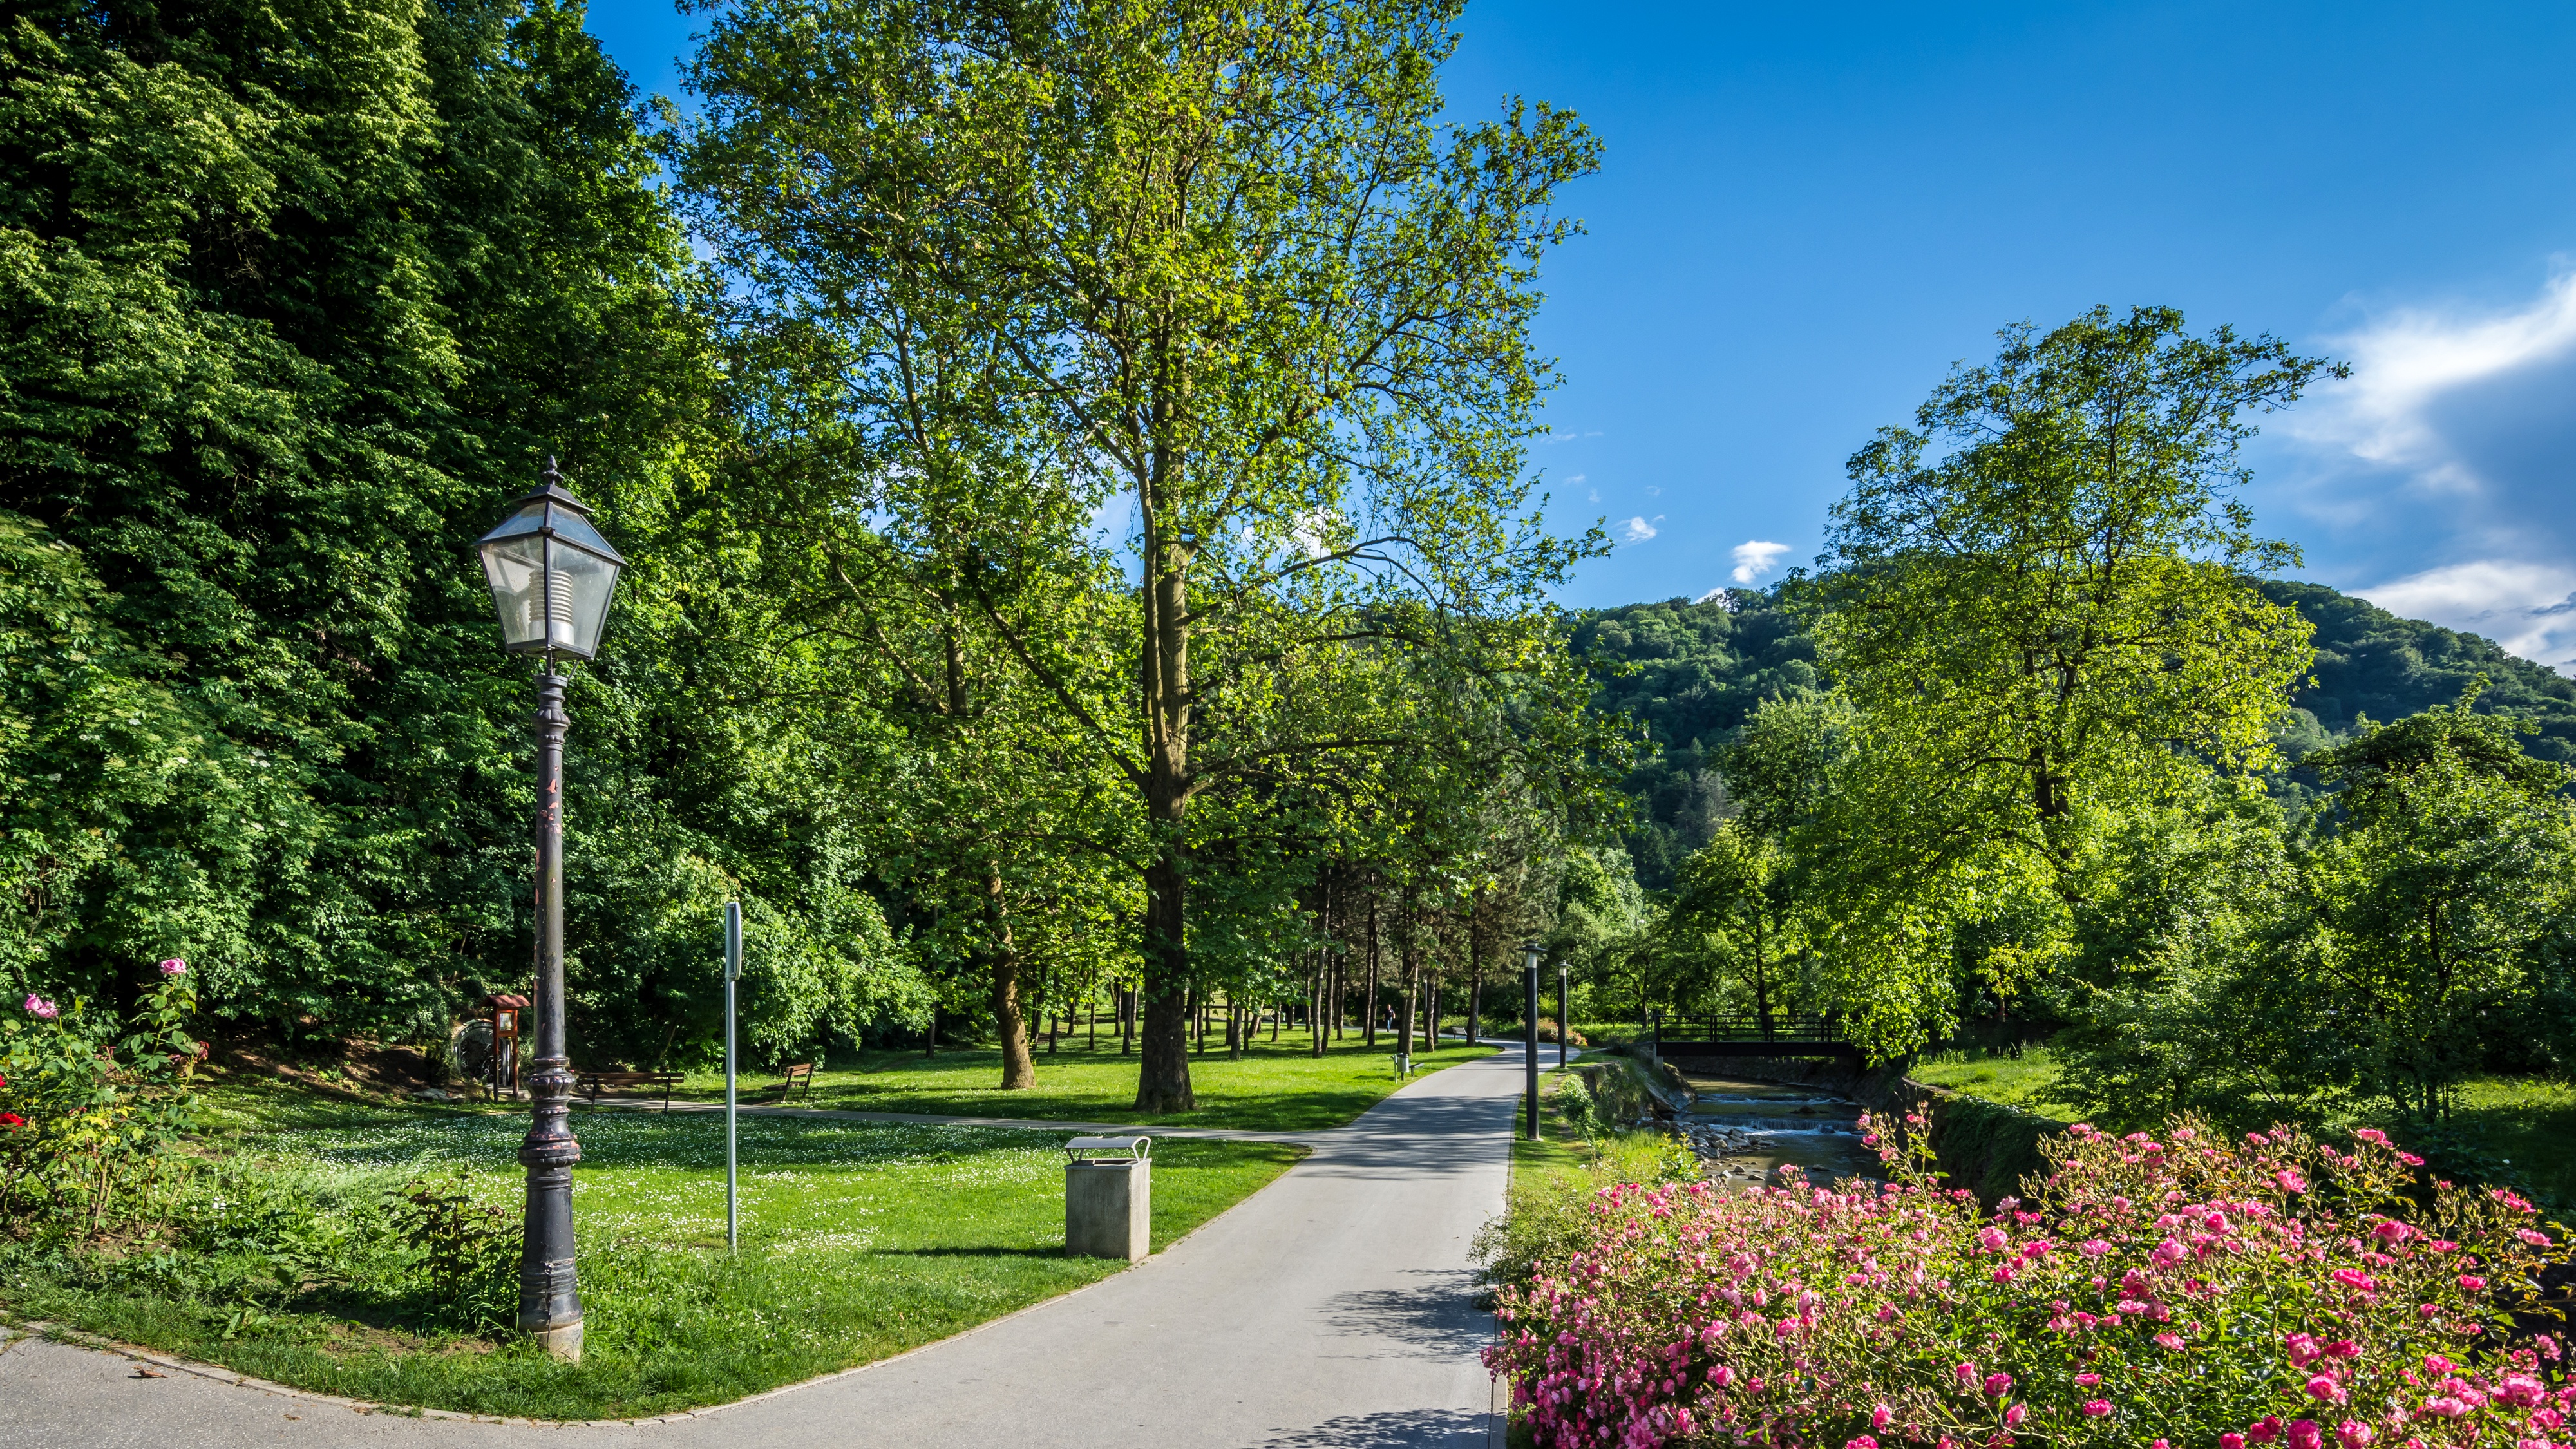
[1523,944,1542,1141]
[473,457,625,1365]
[725,900,742,1253]
[1557,962,1569,1068]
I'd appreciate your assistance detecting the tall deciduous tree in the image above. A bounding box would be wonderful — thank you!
[1799,307,2335,1054]
[681,0,1598,1110]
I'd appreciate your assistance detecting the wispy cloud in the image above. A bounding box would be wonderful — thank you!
[1539,430,1604,446]
[2355,559,2576,668]
[1730,539,1790,585]
[2271,266,2576,673]
[1622,516,1662,544]
[2294,269,2576,494]
[1564,474,1586,484]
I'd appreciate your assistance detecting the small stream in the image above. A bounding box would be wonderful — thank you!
[1675,1074,1882,1188]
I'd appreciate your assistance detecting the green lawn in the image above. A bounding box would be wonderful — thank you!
[2,1097,1301,1420]
[668,1034,1495,1133]
[1906,1048,2575,1212]
[2451,1075,2576,1209]
[1907,1044,2083,1114]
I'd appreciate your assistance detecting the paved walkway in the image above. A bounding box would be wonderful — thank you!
[0,1043,1555,1448]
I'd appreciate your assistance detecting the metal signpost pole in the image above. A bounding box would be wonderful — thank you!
[724,900,742,1253]
[1523,946,1542,1141]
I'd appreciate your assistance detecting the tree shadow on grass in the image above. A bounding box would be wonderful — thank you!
[864,1245,1067,1260]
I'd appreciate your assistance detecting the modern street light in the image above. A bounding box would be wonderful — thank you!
[474,458,625,1364]
[1522,943,1544,1141]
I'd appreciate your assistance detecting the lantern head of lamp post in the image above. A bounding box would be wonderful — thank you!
[475,459,625,661]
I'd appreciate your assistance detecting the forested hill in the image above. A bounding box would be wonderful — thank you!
[1581,580,2576,889]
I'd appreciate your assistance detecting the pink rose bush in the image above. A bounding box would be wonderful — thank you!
[1,963,205,1228]
[1485,1113,2566,1448]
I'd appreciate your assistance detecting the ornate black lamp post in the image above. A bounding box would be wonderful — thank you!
[474,459,625,1363]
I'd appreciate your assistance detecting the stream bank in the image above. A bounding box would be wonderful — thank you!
[1642,1049,2069,1203]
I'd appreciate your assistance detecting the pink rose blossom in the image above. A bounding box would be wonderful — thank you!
[2251,1417,2284,1443]
[2080,1401,2112,1418]
[1873,1406,1893,1430]
[2337,1421,2375,1449]
[157,957,186,977]
[1981,1372,2012,1399]
[2074,1374,2101,1388]
[2288,1420,2325,1449]
[2004,1406,2026,1428]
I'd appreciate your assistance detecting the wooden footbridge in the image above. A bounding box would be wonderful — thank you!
[1649,1013,1864,1070]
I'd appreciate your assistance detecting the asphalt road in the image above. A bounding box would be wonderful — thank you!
[0,1042,1544,1448]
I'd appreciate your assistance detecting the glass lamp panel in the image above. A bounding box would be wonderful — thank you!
[480,534,550,650]
[543,539,620,656]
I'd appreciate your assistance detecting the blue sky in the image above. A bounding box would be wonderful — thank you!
[591,2,2576,670]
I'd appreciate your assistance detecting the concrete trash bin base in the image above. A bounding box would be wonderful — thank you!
[1063,1137,1151,1262]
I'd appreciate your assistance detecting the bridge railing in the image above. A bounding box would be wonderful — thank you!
[1655,1014,1846,1045]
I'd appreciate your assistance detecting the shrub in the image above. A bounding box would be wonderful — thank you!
[1486,1112,2567,1449]
[0,961,205,1231]
[390,1166,520,1333]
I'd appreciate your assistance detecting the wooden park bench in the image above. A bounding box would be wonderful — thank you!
[776,1063,816,1103]
[574,1068,682,1110]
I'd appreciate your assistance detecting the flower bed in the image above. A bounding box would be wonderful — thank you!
[1487,1112,2566,1449]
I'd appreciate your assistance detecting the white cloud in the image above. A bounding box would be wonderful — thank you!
[1289,507,1340,559]
[2296,270,2576,493]
[1539,430,1603,446]
[1564,474,1586,484]
[1622,516,1661,544]
[2354,558,2576,668]
[1730,539,1790,585]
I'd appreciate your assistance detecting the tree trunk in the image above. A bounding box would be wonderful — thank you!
[1131,489,1197,1114]
[1467,972,1480,1049]
[1363,901,1380,1047]
[988,874,1036,1090]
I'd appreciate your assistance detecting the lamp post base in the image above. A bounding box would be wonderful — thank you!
[524,1318,584,1363]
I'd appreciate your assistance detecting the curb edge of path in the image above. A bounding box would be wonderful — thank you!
[0,1126,1334,1430]
[1,1043,1549,1431]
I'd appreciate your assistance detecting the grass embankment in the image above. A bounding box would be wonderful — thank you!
[674,1034,1495,1133]
[1909,1046,2576,1209]
[2,1077,1303,1420]
[1906,1044,2081,1113]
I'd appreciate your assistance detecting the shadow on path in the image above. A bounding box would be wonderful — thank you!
[1255,1407,1492,1447]
[1318,1270,1490,1359]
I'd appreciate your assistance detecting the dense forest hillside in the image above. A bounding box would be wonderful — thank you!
[1583,580,2576,889]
